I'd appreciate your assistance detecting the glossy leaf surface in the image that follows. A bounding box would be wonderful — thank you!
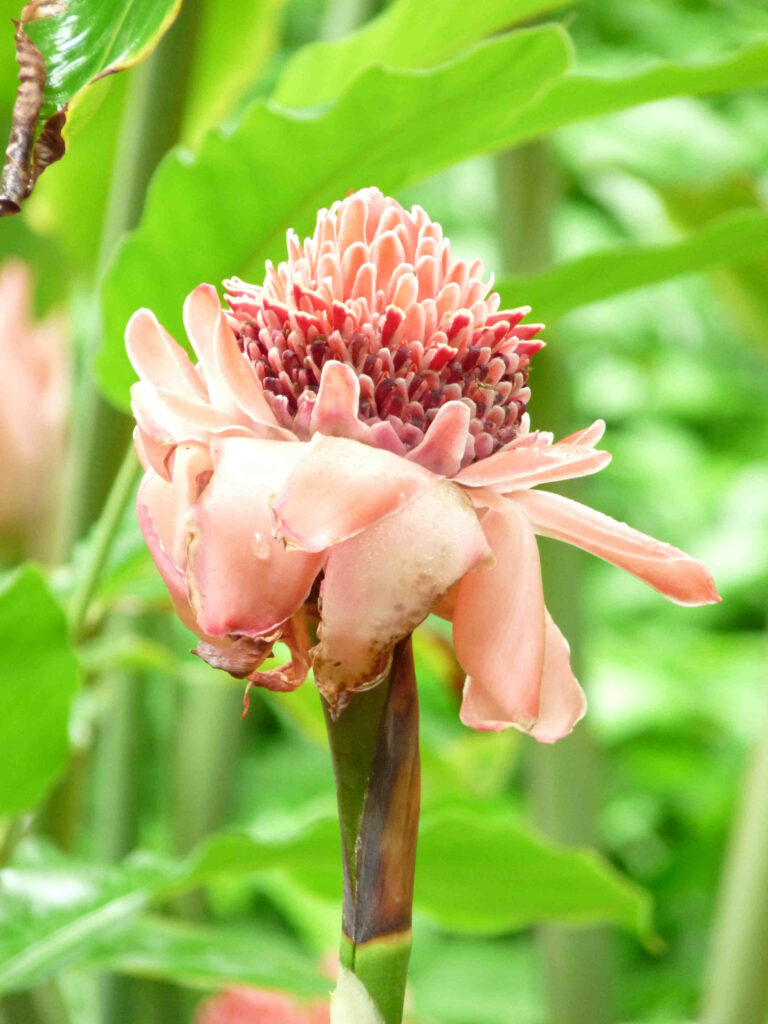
[25,0,182,121]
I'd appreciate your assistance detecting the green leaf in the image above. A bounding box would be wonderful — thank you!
[416,809,653,938]
[273,0,577,108]
[0,566,79,818]
[497,208,768,321]
[82,916,328,997]
[0,851,165,992]
[96,25,572,407]
[500,38,768,150]
[180,0,287,146]
[25,0,182,122]
[0,808,650,990]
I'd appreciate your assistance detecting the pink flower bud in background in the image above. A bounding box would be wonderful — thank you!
[194,988,329,1024]
[0,260,69,554]
[127,188,719,742]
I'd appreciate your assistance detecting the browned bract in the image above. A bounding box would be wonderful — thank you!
[343,635,421,945]
[0,3,67,217]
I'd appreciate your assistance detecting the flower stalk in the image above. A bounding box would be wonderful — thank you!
[323,635,420,1024]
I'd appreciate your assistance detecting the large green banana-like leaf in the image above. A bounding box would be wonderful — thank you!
[273,0,578,108]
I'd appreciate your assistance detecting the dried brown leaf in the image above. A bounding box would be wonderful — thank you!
[0,7,67,217]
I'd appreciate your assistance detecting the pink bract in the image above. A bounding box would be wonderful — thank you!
[127,187,720,741]
[194,988,329,1024]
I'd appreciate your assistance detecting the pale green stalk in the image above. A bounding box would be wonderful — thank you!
[496,143,614,1024]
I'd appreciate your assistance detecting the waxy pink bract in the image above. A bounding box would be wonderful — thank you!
[127,188,719,741]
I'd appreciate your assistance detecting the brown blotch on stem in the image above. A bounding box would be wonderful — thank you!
[342,634,421,945]
[0,2,67,217]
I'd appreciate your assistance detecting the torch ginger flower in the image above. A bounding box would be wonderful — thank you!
[127,187,719,741]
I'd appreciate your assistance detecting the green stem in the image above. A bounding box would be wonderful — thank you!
[700,689,768,1024]
[496,143,614,1024]
[323,636,421,1024]
[67,443,140,640]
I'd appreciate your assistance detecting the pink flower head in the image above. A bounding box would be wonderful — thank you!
[127,187,720,741]
[194,988,329,1024]
[0,260,69,541]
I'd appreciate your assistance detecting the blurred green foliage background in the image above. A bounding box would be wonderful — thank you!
[1,1,767,1023]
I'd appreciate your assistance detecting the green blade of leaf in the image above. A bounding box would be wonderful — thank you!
[96,25,572,407]
[496,208,768,321]
[0,565,80,818]
[82,916,328,997]
[273,0,578,108]
[496,37,768,150]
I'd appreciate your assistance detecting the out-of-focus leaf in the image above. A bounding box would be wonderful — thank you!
[181,0,287,145]
[82,916,328,996]
[0,0,181,212]
[506,37,768,148]
[273,0,577,108]
[0,565,79,817]
[497,208,768,320]
[0,850,167,992]
[415,809,653,938]
[96,25,571,407]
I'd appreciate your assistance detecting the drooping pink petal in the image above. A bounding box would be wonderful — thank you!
[556,419,606,448]
[406,400,470,476]
[186,437,324,637]
[273,434,435,552]
[456,502,546,732]
[454,442,610,491]
[125,308,208,400]
[313,480,492,707]
[513,489,720,606]
[529,613,587,743]
[137,470,201,636]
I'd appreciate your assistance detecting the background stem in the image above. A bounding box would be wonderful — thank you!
[701,682,768,1024]
[496,142,614,1024]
